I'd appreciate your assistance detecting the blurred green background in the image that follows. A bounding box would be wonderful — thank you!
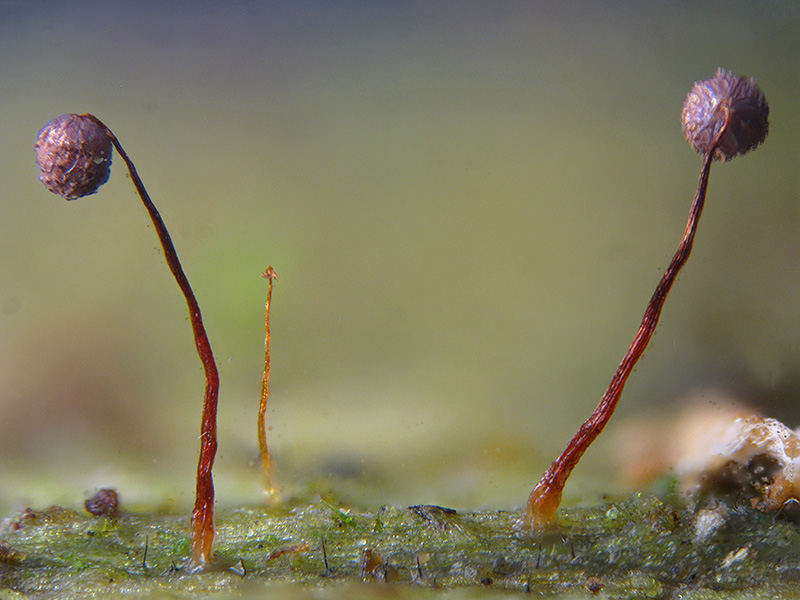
[0,1,797,516]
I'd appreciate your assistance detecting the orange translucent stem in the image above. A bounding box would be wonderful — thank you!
[259,266,278,497]
[526,152,714,529]
[87,116,220,570]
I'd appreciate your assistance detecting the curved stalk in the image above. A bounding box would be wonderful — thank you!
[526,151,714,528]
[86,115,220,570]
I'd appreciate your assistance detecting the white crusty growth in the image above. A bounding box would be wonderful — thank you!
[677,415,800,512]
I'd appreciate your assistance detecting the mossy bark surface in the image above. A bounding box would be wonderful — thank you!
[1,491,799,599]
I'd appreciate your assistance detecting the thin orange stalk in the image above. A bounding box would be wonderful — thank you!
[259,266,278,498]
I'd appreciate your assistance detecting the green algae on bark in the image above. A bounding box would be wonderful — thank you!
[1,492,800,599]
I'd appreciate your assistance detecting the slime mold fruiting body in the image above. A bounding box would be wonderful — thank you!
[526,68,769,529]
[35,113,221,572]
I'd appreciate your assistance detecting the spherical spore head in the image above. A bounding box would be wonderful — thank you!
[35,113,113,200]
[681,68,769,161]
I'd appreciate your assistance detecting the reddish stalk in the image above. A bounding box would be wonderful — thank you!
[86,116,220,570]
[524,63,775,528]
[259,266,278,499]
[526,68,769,528]
[526,150,716,529]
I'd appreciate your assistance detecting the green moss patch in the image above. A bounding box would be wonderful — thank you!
[1,493,799,599]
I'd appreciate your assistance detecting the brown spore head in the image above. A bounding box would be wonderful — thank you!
[681,67,769,161]
[35,113,112,200]
[84,488,120,518]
